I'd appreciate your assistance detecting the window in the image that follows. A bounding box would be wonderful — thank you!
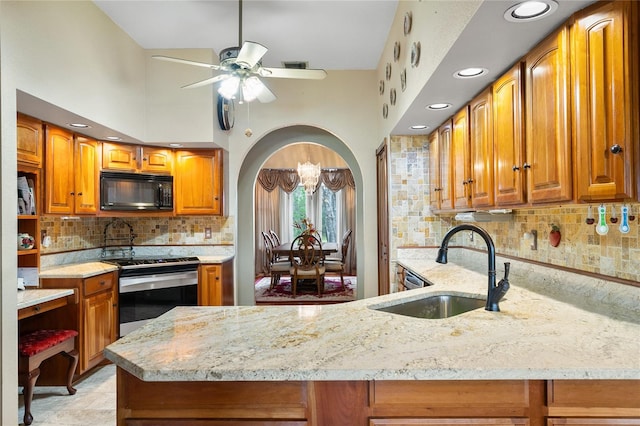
[289,184,339,243]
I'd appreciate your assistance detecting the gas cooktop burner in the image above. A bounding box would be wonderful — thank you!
[103,256,200,269]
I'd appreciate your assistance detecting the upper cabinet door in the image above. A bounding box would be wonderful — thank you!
[493,63,526,206]
[175,150,223,215]
[17,113,44,167]
[469,88,494,209]
[452,107,471,210]
[102,142,137,172]
[438,120,454,211]
[140,147,173,174]
[74,136,99,214]
[524,26,573,204]
[45,125,75,214]
[428,130,441,212]
[572,1,637,201]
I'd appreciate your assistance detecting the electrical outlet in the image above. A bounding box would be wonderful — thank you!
[204,228,212,239]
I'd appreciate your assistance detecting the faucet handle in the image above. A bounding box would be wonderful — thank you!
[503,262,511,280]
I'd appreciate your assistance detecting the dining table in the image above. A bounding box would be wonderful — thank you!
[272,241,339,259]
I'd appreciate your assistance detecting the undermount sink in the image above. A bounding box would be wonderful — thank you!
[373,294,486,319]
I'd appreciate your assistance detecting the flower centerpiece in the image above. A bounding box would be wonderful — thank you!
[294,217,316,246]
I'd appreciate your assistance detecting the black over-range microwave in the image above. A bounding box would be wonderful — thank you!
[100,171,173,211]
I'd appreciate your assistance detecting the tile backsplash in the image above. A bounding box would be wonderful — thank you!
[390,135,640,283]
[40,215,234,254]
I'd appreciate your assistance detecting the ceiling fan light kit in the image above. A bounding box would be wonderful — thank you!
[152,0,326,107]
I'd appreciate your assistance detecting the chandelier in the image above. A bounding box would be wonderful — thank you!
[297,161,321,194]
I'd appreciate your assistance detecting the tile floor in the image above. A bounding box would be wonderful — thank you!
[18,364,116,426]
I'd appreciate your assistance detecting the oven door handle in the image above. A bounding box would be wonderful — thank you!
[120,271,198,294]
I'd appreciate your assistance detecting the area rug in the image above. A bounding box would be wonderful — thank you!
[255,275,356,304]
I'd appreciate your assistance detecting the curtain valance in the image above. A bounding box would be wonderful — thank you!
[258,168,354,193]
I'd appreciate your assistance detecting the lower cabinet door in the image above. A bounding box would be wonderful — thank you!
[82,290,116,372]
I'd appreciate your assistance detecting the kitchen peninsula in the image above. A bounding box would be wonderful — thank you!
[105,250,640,426]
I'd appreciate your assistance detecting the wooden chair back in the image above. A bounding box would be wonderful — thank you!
[290,234,324,271]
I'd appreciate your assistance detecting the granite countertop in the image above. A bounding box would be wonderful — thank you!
[17,288,75,310]
[104,249,640,383]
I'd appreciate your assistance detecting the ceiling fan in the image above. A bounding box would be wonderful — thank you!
[152,0,327,104]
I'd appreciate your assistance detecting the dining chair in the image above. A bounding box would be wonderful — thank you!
[324,229,352,290]
[269,229,281,246]
[289,234,325,297]
[261,231,289,289]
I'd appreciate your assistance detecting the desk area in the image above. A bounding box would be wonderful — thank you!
[18,289,75,320]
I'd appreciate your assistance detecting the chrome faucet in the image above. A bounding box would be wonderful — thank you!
[436,224,510,312]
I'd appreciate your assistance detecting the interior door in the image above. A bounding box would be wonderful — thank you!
[376,141,390,295]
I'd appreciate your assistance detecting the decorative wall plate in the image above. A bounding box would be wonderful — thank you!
[400,68,407,92]
[379,79,385,95]
[390,88,397,106]
[385,62,392,81]
[411,41,421,68]
[217,94,234,130]
[393,41,401,62]
[382,103,389,119]
[404,11,413,36]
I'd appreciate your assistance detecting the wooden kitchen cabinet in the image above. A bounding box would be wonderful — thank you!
[452,106,471,210]
[175,149,223,215]
[198,259,234,306]
[523,26,573,204]
[102,142,173,174]
[572,0,638,202]
[492,63,526,206]
[38,271,118,377]
[44,125,98,214]
[17,112,44,167]
[469,88,494,208]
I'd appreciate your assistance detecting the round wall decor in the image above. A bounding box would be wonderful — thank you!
[382,103,389,119]
[379,79,385,95]
[411,41,421,68]
[400,68,407,92]
[390,88,397,106]
[404,11,413,36]
[393,41,401,62]
[385,62,392,81]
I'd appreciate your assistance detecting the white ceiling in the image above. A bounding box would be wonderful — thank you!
[93,0,596,137]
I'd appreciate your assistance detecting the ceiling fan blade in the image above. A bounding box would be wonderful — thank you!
[260,67,327,80]
[235,41,268,68]
[181,74,230,89]
[152,55,220,70]
[256,84,277,104]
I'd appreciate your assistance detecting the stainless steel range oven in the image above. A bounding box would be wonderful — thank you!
[104,257,200,336]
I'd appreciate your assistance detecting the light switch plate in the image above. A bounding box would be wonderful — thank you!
[204,228,212,239]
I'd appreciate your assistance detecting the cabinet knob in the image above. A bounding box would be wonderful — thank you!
[70,191,75,196]
[466,178,474,184]
[77,192,83,196]
[610,144,623,154]
[100,281,106,286]
[523,162,531,169]
[512,165,520,172]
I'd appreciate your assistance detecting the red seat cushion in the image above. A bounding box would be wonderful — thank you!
[18,330,78,357]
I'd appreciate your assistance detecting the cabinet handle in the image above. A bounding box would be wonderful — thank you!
[462,181,467,185]
[610,144,623,154]
[143,157,148,161]
[34,305,40,312]
[77,192,83,196]
[512,165,520,171]
[100,281,106,285]
[466,178,474,184]
[70,191,75,196]
[523,162,531,169]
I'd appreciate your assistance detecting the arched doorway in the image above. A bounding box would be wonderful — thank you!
[236,125,365,305]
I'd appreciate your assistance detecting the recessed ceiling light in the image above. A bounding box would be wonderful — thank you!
[68,123,90,128]
[168,143,183,148]
[504,0,558,23]
[105,136,122,141]
[453,67,488,79]
[410,125,429,130]
[426,103,451,110]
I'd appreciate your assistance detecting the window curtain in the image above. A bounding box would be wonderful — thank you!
[255,168,357,277]
[254,176,282,277]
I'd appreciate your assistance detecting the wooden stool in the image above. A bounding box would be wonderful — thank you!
[18,329,79,426]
